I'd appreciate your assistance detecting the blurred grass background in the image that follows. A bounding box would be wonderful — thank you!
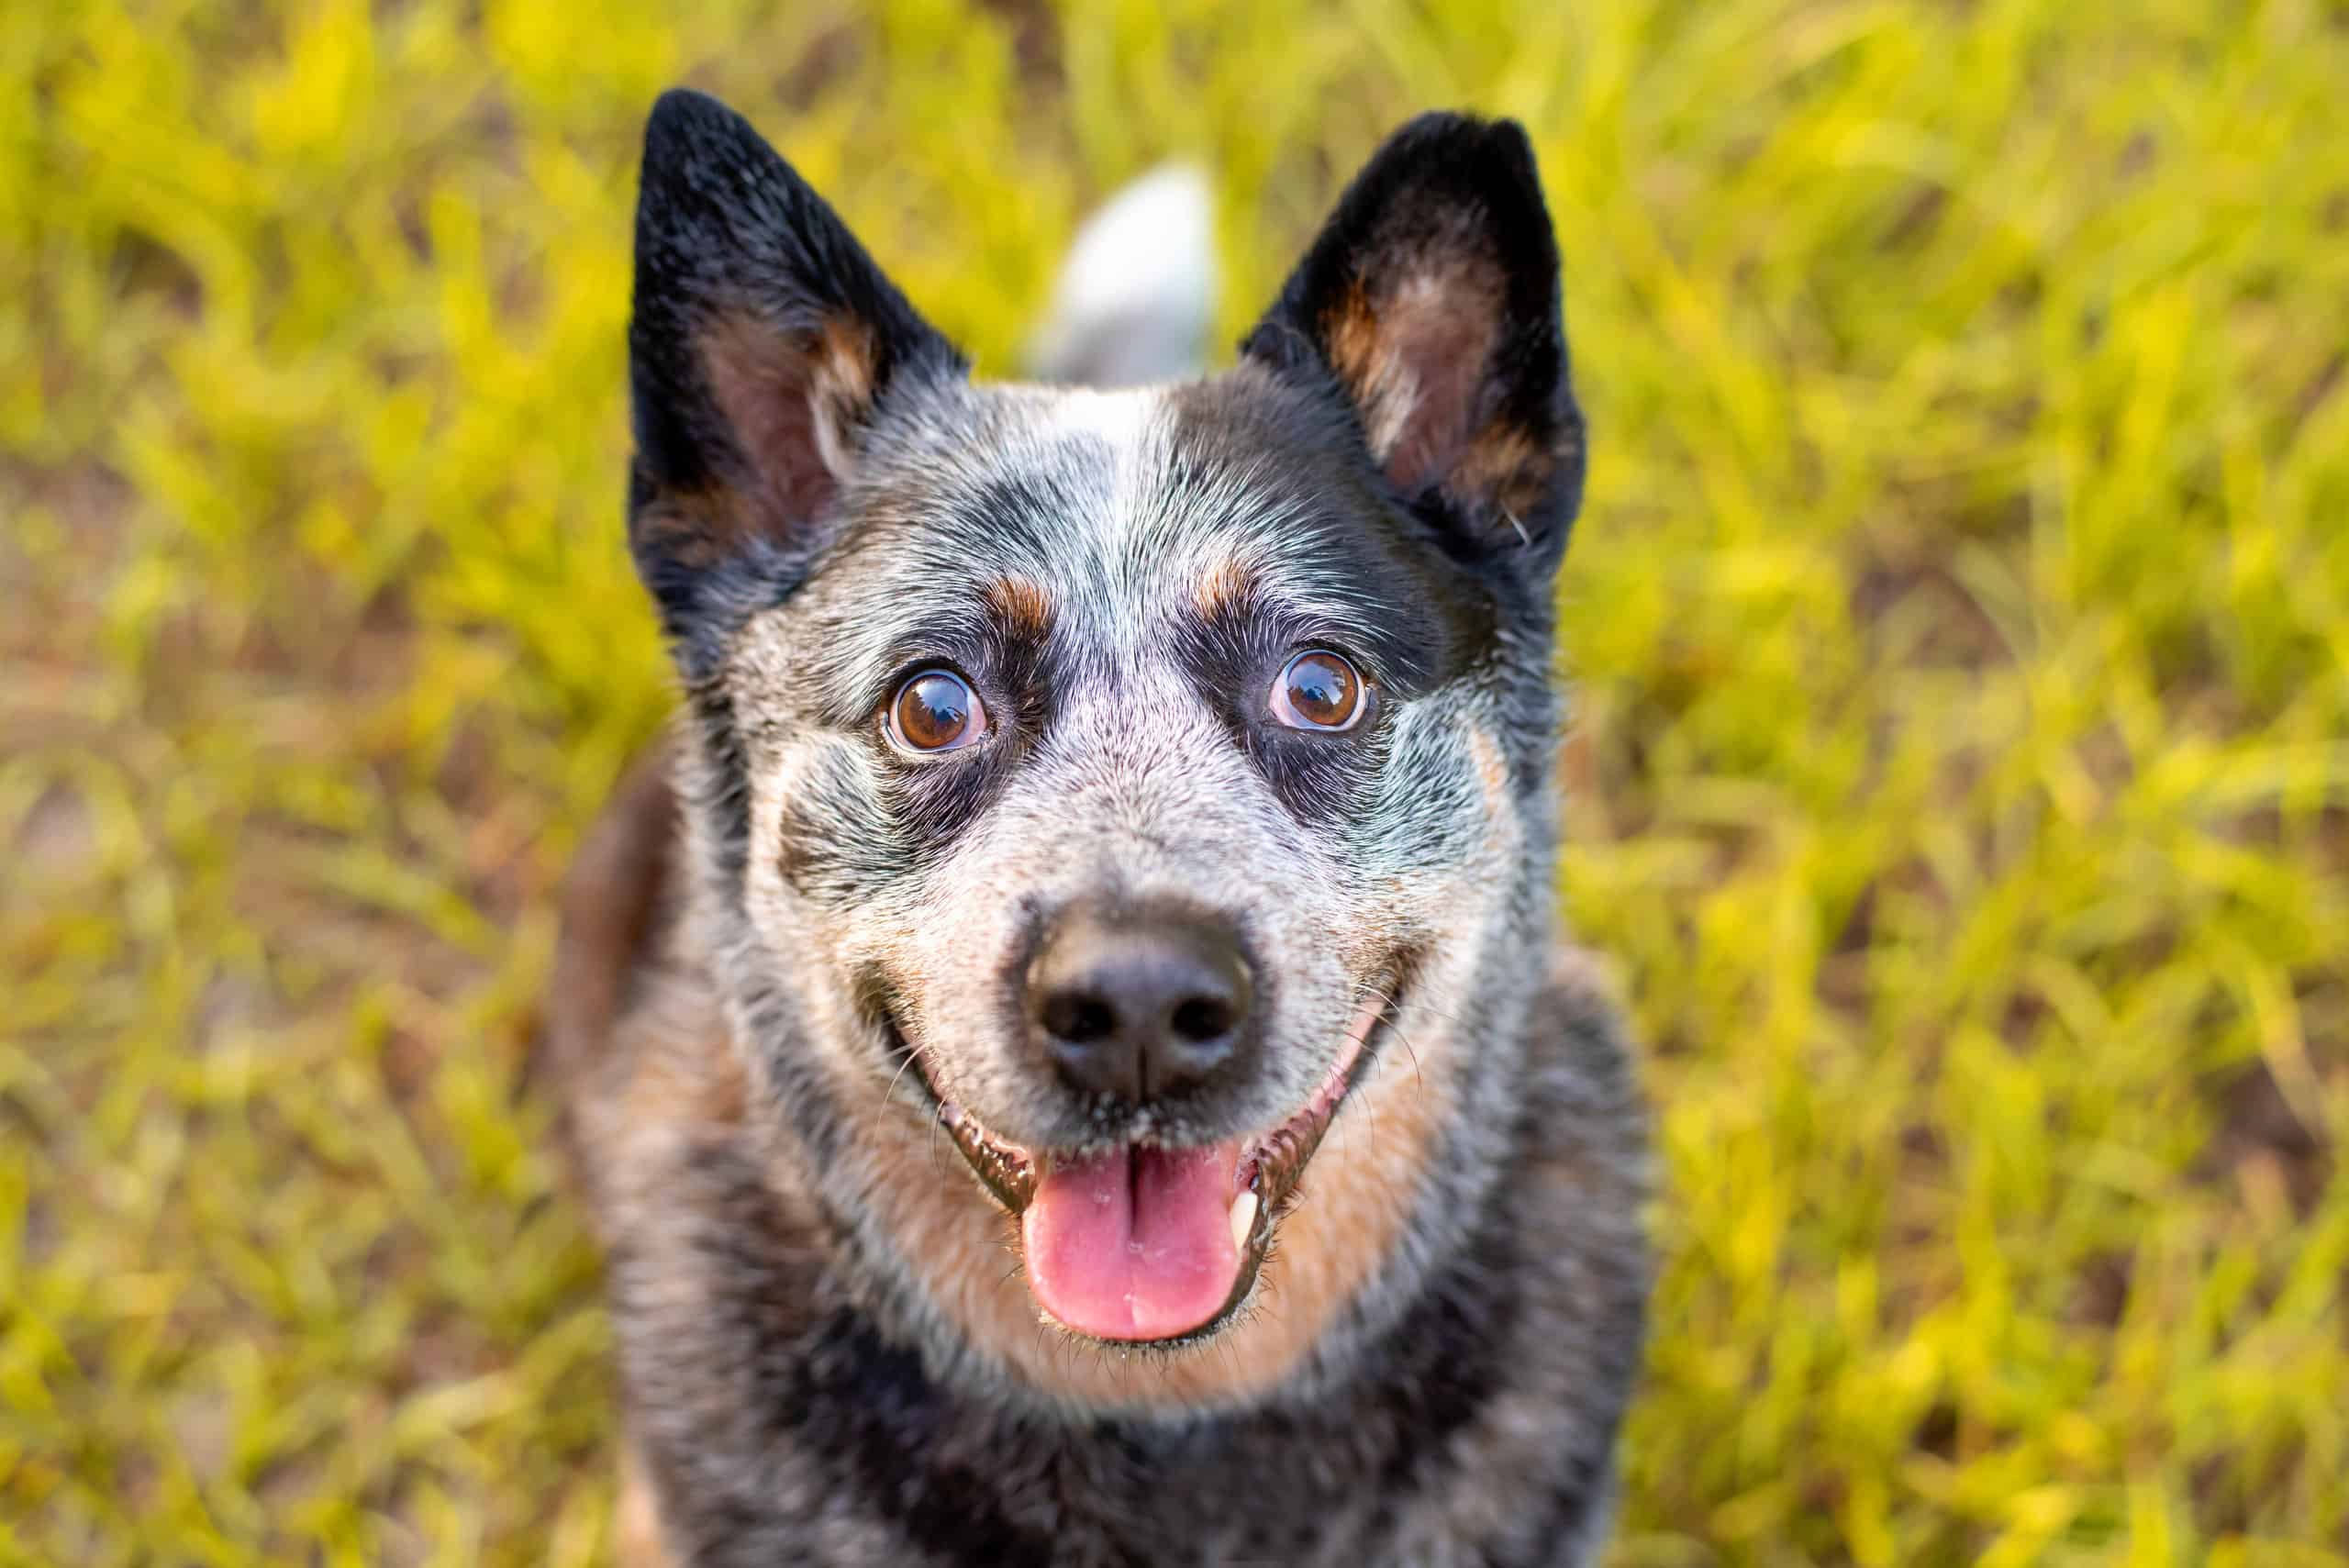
[4,0,2347,1562]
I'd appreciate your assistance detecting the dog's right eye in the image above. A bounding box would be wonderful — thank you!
[886,669,988,754]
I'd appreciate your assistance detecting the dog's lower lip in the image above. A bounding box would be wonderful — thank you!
[877,1006,1040,1211]
[890,970,1408,1344]
[937,1097,1038,1211]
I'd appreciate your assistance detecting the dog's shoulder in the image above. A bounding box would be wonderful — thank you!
[1519,943,1652,1355]
[543,737,683,1107]
[541,737,751,1233]
[1531,947,1650,1160]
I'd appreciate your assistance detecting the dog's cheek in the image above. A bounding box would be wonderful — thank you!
[1303,713,1523,1019]
[1356,706,1518,884]
[757,733,920,916]
[907,865,1051,1124]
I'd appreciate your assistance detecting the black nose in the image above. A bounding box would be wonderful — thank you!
[1027,904,1255,1104]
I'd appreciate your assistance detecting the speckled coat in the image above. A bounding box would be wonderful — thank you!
[542,89,1650,1567]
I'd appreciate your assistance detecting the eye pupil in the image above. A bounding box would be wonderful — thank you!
[893,672,975,751]
[1278,651,1363,730]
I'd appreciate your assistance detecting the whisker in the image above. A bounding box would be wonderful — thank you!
[881,1037,929,1107]
[1031,1319,1057,1378]
[1358,978,1475,1033]
[1355,983,1427,1095]
[1216,1332,1243,1390]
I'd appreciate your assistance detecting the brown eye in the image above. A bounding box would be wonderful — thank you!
[887,669,988,753]
[1269,650,1365,732]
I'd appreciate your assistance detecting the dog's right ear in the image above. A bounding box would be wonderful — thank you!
[627,89,965,646]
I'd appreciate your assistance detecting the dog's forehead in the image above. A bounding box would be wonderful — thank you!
[868,381,1337,626]
[793,373,1445,674]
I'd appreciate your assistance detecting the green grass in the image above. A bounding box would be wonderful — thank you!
[4,1,2345,1562]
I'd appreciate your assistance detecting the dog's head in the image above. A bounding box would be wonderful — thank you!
[627,91,1584,1398]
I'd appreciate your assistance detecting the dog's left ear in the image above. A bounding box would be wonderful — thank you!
[1242,113,1584,571]
[628,89,966,646]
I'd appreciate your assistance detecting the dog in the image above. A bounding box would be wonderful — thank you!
[542,88,1650,1566]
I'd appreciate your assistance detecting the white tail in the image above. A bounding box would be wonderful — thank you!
[1026,163,1216,387]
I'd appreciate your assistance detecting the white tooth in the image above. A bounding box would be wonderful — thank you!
[1229,1190,1260,1252]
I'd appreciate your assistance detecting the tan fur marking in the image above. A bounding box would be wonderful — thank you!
[807,317,879,479]
[1236,1028,1455,1372]
[814,315,876,410]
[1466,723,1510,811]
[983,574,1054,639]
[1452,423,1554,531]
[618,1006,749,1137]
[613,1445,674,1567]
[1191,554,1253,622]
[1323,282,1416,461]
[584,982,1451,1411]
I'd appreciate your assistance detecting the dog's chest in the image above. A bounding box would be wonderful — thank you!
[626,1165,1559,1568]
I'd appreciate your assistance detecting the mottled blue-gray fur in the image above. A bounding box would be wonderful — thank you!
[544,87,1649,1567]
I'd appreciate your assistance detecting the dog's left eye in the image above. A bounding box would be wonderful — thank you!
[1269,650,1366,732]
[887,669,989,754]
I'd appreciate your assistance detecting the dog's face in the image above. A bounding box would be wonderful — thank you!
[626,93,1583,1390]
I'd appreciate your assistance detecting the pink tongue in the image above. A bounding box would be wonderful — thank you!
[1020,1141,1244,1340]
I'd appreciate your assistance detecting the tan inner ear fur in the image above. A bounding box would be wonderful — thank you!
[1319,258,1558,526]
[1452,422,1561,531]
[697,309,881,532]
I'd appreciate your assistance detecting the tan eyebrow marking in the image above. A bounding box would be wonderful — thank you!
[1191,554,1255,621]
[982,574,1053,639]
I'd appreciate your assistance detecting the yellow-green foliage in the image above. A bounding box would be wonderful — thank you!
[4,1,2345,1562]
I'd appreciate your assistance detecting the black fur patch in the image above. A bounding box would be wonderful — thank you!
[789,1313,1052,1563]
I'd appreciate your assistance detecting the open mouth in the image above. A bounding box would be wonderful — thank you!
[896,973,1405,1346]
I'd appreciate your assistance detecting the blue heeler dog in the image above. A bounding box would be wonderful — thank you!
[543,87,1649,1566]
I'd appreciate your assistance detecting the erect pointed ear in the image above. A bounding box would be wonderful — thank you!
[1241,113,1585,570]
[627,89,965,642]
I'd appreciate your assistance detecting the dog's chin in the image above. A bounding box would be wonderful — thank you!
[886,974,1407,1349]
